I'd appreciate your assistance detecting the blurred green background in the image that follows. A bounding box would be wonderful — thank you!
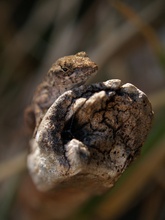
[0,0,165,219]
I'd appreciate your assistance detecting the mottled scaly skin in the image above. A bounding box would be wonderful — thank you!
[25,52,98,134]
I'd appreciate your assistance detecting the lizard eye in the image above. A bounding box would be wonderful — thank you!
[61,67,68,72]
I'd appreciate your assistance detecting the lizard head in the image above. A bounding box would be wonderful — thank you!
[47,52,98,92]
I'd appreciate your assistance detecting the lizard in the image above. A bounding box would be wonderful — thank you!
[26,52,153,193]
[25,51,98,135]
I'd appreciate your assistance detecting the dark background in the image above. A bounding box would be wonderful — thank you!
[0,0,165,219]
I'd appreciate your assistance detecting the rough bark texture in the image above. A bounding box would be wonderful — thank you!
[25,52,153,219]
[27,79,153,196]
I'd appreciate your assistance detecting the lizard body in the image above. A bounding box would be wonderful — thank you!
[25,52,98,134]
[26,52,153,193]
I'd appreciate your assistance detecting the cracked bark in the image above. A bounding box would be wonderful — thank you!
[27,79,153,219]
